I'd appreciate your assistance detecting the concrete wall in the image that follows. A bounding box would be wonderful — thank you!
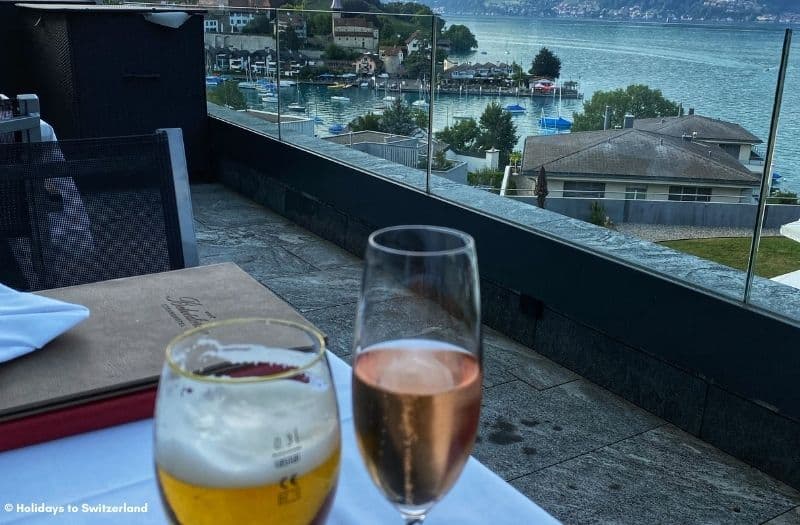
[524,197,800,229]
[432,161,469,185]
[279,119,315,137]
[446,151,488,173]
[351,141,418,169]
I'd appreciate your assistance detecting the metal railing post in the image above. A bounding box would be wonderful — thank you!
[744,28,792,303]
[425,16,437,194]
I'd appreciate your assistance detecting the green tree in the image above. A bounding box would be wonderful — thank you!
[476,102,518,167]
[443,24,477,53]
[435,118,480,154]
[412,108,429,130]
[589,201,607,226]
[529,47,561,78]
[323,43,359,60]
[207,82,246,110]
[307,12,331,37]
[403,52,431,79]
[572,84,682,132]
[510,61,526,87]
[349,112,384,132]
[467,168,504,190]
[768,189,799,204]
[432,149,453,170]
[279,29,303,51]
[242,15,272,34]
[381,98,417,136]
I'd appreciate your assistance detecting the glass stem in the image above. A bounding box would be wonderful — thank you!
[404,518,425,525]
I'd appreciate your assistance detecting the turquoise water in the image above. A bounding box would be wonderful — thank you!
[245,18,799,192]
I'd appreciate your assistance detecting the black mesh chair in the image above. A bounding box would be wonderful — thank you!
[0,128,197,291]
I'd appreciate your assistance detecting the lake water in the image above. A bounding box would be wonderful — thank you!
[246,18,800,192]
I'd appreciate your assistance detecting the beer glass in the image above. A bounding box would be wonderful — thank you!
[352,225,482,524]
[154,318,341,525]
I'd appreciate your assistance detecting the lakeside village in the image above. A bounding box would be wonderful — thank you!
[204,2,796,236]
[204,1,583,99]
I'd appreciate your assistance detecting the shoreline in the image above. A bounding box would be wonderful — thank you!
[443,14,799,29]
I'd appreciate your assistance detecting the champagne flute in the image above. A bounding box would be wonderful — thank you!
[352,225,482,524]
[154,318,341,525]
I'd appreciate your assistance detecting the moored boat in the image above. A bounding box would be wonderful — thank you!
[539,116,572,130]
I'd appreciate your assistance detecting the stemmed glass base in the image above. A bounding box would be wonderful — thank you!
[399,503,429,524]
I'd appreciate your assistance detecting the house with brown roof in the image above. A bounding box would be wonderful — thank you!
[379,46,404,75]
[520,124,761,204]
[354,53,382,76]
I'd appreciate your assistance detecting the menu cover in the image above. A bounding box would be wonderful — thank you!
[0,263,317,450]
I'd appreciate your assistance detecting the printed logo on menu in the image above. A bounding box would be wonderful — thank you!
[160,296,217,328]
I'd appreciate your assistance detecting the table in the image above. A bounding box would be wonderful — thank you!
[0,352,560,524]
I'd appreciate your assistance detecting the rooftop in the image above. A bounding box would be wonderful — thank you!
[405,30,421,43]
[333,16,376,29]
[191,182,800,524]
[522,128,760,185]
[633,114,763,144]
[380,46,404,56]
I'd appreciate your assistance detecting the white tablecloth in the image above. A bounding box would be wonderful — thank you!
[0,353,559,524]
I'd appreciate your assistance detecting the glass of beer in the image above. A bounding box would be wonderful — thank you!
[352,225,482,524]
[154,318,341,525]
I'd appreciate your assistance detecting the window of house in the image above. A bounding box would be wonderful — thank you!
[668,186,712,202]
[563,181,606,199]
[625,186,647,200]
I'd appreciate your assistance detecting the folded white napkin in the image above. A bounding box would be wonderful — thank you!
[0,283,89,363]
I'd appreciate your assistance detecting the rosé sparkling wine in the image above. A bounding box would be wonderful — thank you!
[353,339,482,512]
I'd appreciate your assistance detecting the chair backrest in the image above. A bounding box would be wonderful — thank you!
[0,129,197,291]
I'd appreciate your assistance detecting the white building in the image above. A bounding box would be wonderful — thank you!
[330,0,378,51]
[229,12,255,32]
[332,17,379,51]
[405,30,423,54]
[204,19,222,33]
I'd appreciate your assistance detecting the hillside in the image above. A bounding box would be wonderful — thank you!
[411,0,800,20]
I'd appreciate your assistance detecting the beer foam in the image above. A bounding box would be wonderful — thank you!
[155,375,339,488]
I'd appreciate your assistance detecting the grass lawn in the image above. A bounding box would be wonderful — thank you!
[660,237,800,278]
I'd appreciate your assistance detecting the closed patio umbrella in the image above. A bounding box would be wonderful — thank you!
[536,166,548,209]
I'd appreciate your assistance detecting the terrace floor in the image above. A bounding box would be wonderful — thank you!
[191,183,800,525]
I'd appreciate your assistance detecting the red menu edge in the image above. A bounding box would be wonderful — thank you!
[0,389,157,452]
